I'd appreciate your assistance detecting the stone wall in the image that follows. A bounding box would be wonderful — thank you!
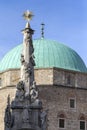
[0,68,87,89]
[53,67,87,89]
[0,69,20,88]
[40,86,87,130]
[0,68,53,88]
[0,68,87,130]
[0,85,87,130]
[35,68,53,85]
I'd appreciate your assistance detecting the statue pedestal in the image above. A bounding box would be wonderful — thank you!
[10,98,42,130]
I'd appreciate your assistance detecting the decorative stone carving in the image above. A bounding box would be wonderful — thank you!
[24,62,32,77]
[4,11,47,130]
[16,80,24,90]
[20,56,25,80]
[30,53,36,66]
[15,81,25,101]
[40,110,48,130]
[20,54,25,65]
[22,109,30,123]
[4,95,14,129]
[30,81,38,102]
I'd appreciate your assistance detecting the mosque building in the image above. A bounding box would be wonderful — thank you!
[0,21,87,130]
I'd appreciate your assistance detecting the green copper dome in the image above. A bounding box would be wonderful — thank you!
[0,38,87,72]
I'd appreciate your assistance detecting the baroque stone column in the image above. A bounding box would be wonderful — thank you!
[20,21,35,98]
[4,11,48,130]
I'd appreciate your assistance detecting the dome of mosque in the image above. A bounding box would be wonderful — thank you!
[0,38,87,72]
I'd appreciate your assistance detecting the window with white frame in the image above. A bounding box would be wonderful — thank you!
[79,116,86,130]
[69,98,76,108]
[58,114,65,129]
[80,120,86,130]
[59,118,65,128]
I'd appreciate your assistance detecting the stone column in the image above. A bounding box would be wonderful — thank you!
[4,11,48,130]
[20,21,35,97]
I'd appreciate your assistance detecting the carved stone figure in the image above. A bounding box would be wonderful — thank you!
[30,53,36,66]
[20,54,25,80]
[16,81,24,90]
[22,109,30,123]
[30,81,38,102]
[20,54,25,65]
[40,110,48,130]
[24,62,32,77]
[4,95,14,129]
[16,81,25,101]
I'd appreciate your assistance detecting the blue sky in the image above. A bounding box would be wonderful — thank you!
[0,0,87,65]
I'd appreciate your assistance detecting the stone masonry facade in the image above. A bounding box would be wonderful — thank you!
[0,85,87,130]
[0,67,87,89]
[0,68,87,130]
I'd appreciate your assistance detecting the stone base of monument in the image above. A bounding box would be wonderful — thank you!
[18,125,41,130]
[18,126,35,130]
[7,98,42,130]
[4,90,47,130]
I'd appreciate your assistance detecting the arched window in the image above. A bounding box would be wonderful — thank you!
[79,115,86,130]
[58,113,66,129]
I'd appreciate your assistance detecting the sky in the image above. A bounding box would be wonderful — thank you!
[0,0,87,65]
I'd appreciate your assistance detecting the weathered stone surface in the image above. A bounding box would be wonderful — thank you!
[0,68,87,89]
[0,87,16,130]
[4,15,48,130]
[0,85,87,130]
[53,67,87,89]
